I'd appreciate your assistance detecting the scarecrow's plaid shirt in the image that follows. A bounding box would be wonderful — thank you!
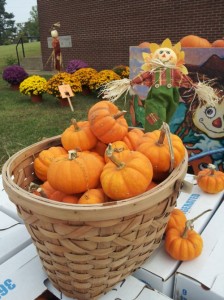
[131,68,193,89]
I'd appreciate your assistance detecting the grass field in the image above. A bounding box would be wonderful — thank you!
[0,42,130,172]
[0,41,41,72]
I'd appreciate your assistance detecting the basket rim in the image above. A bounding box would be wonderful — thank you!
[2,135,188,221]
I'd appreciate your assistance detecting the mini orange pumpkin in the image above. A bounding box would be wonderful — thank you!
[78,188,108,204]
[165,208,187,233]
[47,150,105,194]
[34,146,67,182]
[136,123,186,182]
[31,181,79,203]
[88,101,129,143]
[165,225,203,261]
[180,35,211,48]
[104,140,129,163]
[122,128,144,150]
[61,118,97,151]
[101,146,153,200]
[212,39,224,48]
[196,164,224,194]
[165,210,210,261]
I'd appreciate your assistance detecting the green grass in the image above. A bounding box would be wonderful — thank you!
[0,42,41,72]
[0,77,130,172]
[0,42,131,173]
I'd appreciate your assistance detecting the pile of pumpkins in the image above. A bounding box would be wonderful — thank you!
[139,35,224,48]
[31,100,186,204]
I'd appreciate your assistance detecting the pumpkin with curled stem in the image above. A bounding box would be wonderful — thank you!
[88,100,128,144]
[196,164,224,194]
[61,118,97,151]
[47,150,105,194]
[165,210,210,261]
[34,146,67,182]
[101,144,153,200]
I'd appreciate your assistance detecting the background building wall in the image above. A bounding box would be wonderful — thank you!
[37,0,224,71]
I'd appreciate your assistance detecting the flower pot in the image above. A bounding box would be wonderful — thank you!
[10,84,20,91]
[31,94,43,103]
[59,98,69,107]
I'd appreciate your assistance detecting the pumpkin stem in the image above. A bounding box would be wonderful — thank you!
[71,118,80,131]
[28,182,48,198]
[182,209,212,238]
[105,143,126,169]
[113,110,127,120]
[207,164,216,175]
[68,149,78,160]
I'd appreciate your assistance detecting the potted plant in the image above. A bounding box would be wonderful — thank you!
[45,72,82,106]
[89,70,121,94]
[19,75,47,103]
[72,67,97,95]
[2,65,28,90]
[65,59,88,74]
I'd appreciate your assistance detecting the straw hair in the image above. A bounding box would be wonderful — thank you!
[2,134,188,300]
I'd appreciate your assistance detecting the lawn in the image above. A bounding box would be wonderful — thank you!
[0,82,130,172]
[0,42,131,172]
[0,41,41,72]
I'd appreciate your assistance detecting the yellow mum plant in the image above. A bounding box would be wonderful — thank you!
[72,68,98,87]
[19,75,47,96]
[112,65,130,79]
[89,70,121,91]
[46,72,82,98]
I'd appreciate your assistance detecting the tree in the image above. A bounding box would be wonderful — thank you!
[17,6,39,42]
[0,0,16,45]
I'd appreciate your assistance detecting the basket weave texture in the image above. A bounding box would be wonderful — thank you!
[2,135,188,300]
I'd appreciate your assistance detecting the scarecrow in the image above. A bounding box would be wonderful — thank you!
[47,22,63,72]
[101,38,215,132]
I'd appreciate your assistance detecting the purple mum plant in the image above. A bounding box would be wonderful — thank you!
[66,59,88,74]
[2,65,28,85]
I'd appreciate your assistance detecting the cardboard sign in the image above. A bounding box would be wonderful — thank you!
[58,84,74,99]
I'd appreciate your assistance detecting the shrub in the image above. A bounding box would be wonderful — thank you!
[72,67,98,87]
[112,65,130,79]
[19,75,47,96]
[46,72,82,98]
[89,70,121,91]
[2,65,28,85]
[66,59,89,74]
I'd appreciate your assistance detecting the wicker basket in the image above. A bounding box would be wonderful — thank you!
[2,135,188,300]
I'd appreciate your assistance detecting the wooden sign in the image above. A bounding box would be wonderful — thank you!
[58,84,74,111]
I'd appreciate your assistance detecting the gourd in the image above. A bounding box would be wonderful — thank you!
[78,188,107,204]
[61,118,97,151]
[47,150,105,194]
[196,164,224,194]
[212,39,224,47]
[180,35,212,48]
[34,146,67,182]
[30,181,79,203]
[165,208,187,233]
[136,123,185,182]
[88,101,128,143]
[165,210,210,261]
[104,140,129,163]
[101,145,153,200]
[122,128,144,150]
